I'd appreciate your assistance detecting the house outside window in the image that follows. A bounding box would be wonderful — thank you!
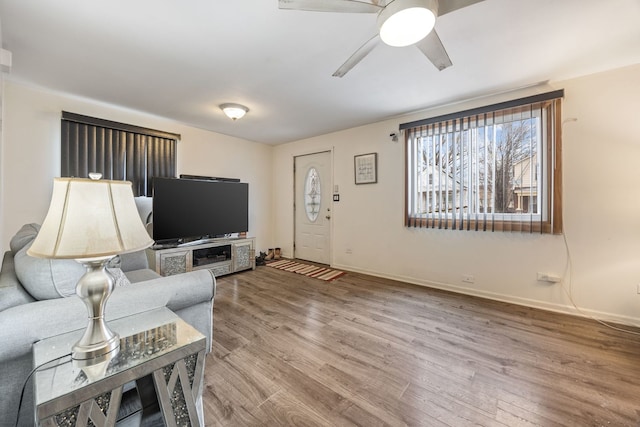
[512,154,538,214]
[403,90,563,234]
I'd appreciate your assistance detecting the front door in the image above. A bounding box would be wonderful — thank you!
[294,151,331,264]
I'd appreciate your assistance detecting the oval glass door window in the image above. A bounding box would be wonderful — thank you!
[305,167,321,222]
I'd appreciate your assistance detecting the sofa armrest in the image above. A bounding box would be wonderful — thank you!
[131,268,216,313]
[0,269,215,362]
[0,252,35,311]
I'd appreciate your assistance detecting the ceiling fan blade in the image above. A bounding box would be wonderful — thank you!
[438,0,484,16]
[415,29,452,71]
[333,34,381,77]
[279,0,382,13]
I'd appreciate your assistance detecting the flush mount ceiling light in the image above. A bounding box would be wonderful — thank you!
[220,103,249,121]
[377,0,437,47]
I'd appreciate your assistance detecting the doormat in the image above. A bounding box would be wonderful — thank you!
[266,259,345,282]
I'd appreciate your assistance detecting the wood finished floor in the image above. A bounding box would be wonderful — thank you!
[203,264,640,426]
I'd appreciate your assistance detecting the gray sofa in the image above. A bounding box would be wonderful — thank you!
[0,223,216,426]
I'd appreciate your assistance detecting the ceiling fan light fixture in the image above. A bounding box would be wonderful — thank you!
[378,0,437,47]
[220,103,249,120]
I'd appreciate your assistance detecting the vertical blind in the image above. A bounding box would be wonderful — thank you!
[61,112,179,196]
[402,90,563,234]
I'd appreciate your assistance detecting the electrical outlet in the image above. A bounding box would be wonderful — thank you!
[537,272,561,283]
[345,248,352,254]
[462,275,475,284]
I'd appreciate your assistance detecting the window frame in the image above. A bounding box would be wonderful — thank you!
[402,90,563,234]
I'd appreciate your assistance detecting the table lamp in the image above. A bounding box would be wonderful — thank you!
[28,175,154,361]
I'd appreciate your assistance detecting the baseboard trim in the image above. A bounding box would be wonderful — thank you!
[331,263,640,329]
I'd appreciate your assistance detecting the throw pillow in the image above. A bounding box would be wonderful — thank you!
[9,223,41,254]
[14,240,86,300]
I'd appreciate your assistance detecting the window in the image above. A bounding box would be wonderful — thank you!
[61,112,179,196]
[403,90,563,234]
[304,167,321,222]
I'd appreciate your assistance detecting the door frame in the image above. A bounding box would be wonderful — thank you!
[293,150,334,264]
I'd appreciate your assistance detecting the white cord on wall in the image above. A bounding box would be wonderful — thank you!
[561,232,640,336]
[560,117,640,336]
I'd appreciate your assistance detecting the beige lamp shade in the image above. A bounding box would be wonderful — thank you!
[28,177,154,259]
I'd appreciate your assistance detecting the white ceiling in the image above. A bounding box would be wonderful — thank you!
[1,0,639,144]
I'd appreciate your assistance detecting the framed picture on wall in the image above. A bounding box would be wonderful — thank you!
[354,153,377,185]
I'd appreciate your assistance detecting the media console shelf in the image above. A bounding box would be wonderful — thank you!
[146,237,255,277]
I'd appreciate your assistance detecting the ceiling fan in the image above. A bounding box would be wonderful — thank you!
[279,0,484,77]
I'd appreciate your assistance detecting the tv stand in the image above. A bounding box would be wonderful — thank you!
[146,237,255,277]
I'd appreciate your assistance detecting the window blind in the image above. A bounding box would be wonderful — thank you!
[61,112,179,196]
[403,90,563,234]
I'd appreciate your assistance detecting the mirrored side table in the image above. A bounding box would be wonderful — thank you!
[33,307,206,427]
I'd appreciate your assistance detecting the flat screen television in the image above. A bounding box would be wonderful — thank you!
[152,177,249,242]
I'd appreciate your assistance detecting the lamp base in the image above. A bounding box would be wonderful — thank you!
[72,257,121,361]
[72,333,120,361]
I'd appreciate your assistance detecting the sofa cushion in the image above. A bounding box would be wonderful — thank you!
[9,223,40,254]
[124,268,162,283]
[14,241,86,300]
[118,250,149,272]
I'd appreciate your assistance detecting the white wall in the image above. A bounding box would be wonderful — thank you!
[273,64,640,326]
[0,80,273,254]
[0,16,4,254]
